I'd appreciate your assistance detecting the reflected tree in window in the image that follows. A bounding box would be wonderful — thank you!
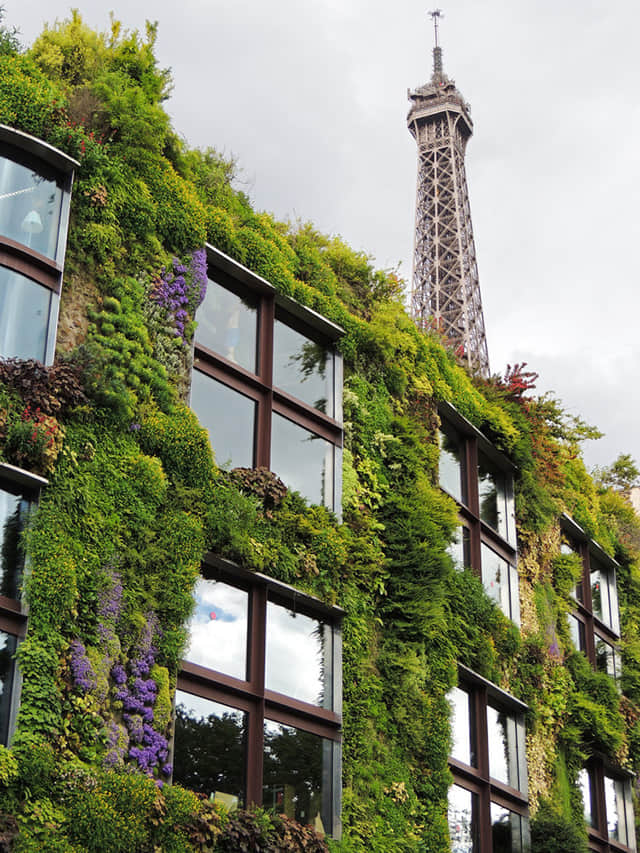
[262,722,324,827]
[173,702,246,803]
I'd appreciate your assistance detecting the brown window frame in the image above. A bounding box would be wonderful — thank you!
[0,126,77,365]
[0,463,48,744]
[439,402,519,624]
[581,761,637,852]
[176,552,343,837]
[561,515,621,682]
[192,246,343,511]
[448,665,530,852]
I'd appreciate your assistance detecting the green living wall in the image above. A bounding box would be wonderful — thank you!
[0,12,638,852]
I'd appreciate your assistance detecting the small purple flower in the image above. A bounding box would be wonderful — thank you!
[69,640,96,694]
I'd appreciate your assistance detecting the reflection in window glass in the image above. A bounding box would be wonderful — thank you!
[448,784,478,852]
[190,371,255,469]
[196,280,258,372]
[0,267,52,361]
[270,413,333,508]
[478,451,508,539]
[578,768,595,827]
[173,691,246,807]
[481,544,519,624]
[595,636,619,683]
[487,704,520,790]
[0,156,62,259]
[491,803,527,853]
[263,720,330,834]
[448,527,470,571]
[449,687,475,766]
[0,631,16,746]
[0,486,29,601]
[590,561,619,633]
[568,615,586,653]
[439,424,465,503]
[266,601,329,707]
[185,579,248,680]
[604,775,629,845]
[274,320,334,416]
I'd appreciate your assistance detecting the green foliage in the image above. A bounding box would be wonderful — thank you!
[530,800,588,853]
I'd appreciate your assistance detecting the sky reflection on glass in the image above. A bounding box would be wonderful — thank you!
[0,631,16,746]
[0,267,51,361]
[190,371,255,469]
[487,705,519,790]
[439,426,464,503]
[270,413,333,507]
[478,451,507,539]
[273,320,333,416]
[447,784,477,853]
[185,578,248,680]
[265,600,327,707]
[197,280,258,372]
[449,686,474,766]
[0,487,28,601]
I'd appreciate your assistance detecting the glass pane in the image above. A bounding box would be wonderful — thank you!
[578,768,595,827]
[448,527,470,571]
[449,687,475,766]
[595,636,619,682]
[568,615,586,653]
[173,691,246,807]
[448,784,478,852]
[604,775,628,845]
[185,578,248,680]
[270,413,333,507]
[0,486,29,601]
[439,424,465,503]
[0,631,17,746]
[481,544,513,621]
[274,320,334,416]
[478,451,508,539]
[590,563,611,627]
[263,720,331,834]
[491,803,526,853]
[0,267,52,361]
[190,371,255,469]
[487,704,520,789]
[0,156,62,259]
[266,600,329,707]
[196,279,258,373]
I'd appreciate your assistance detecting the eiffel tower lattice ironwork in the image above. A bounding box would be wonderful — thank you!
[407,10,490,375]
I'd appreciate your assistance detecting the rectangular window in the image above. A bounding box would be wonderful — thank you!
[0,129,77,366]
[439,404,519,625]
[177,555,343,837]
[447,667,529,853]
[192,247,343,512]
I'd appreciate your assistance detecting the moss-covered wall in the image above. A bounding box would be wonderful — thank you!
[0,12,638,852]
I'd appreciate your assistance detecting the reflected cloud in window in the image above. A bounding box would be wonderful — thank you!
[271,414,333,507]
[266,601,329,707]
[190,371,255,470]
[273,320,334,416]
[0,267,52,361]
[185,579,248,680]
[197,280,258,372]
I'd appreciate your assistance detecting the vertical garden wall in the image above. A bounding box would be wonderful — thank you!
[0,12,637,852]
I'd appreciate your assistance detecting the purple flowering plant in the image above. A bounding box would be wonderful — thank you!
[149,248,208,346]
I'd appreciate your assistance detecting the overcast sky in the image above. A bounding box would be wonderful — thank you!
[10,0,640,474]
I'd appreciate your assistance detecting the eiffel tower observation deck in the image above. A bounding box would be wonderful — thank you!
[407,10,490,376]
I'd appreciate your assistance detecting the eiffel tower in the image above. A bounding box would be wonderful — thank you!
[407,10,490,375]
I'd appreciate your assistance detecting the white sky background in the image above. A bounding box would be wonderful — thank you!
[10,0,640,472]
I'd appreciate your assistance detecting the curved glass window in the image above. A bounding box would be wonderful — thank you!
[0,631,17,747]
[0,156,62,260]
[274,320,334,416]
[0,267,52,361]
